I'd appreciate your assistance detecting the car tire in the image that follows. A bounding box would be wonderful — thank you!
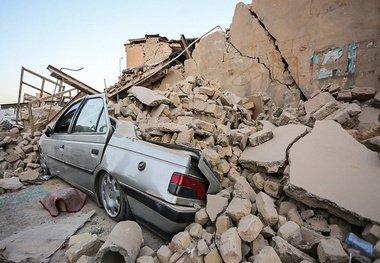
[38,147,51,175]
[99,173,132,221]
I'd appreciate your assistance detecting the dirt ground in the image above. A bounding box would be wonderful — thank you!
[0,177,166,262]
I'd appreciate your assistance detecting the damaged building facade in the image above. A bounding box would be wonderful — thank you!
[1,0,380,263]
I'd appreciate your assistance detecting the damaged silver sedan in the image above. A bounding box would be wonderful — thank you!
[39,94,221,239]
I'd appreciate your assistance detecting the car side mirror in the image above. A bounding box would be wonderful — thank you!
[45,126,53,137]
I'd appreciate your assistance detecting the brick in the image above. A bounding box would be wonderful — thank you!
[216,215,233,234]
[351,87,376,101]
[206,194,228,222]
[256,192,278,226]
[220,228,242,263]
[226,197,252,221]
[363,223,380,244]
[317,238,348,263]
[237,214,263,242]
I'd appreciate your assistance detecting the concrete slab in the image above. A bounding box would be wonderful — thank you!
[304,92,337,118]
[0,210,95,262]
[128,86,171,107]
[239,124,308,173]
[286,120,380,225]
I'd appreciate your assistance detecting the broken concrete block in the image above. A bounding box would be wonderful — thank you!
[76,255,95,263]
[94,221,142,263]
[271,236,316,263]
[206,194,228,222]
[256,192,278,226]
[304,92,336,118]
[175,129,194,146]
[170,231,191,253]
[138,246,155,258]
[233,176,256,202]
[203,149,220,166]
[261,225,276,238]
[286,120,380,225]
[249,130,273,147]
[361,136,380,152]
[317,238,348,263]
[287,208,303,227]
[216,160,230,174]
[226,197,252,221]
[3,136,12,144]
[345,103,361,117]
[240,124,307,173]
[250,234,268,255]
[216,215,234,234]
[68,233,92,247]
[19,170,39,182]
[278,201,297,216]
[150,104,170,118]
[373,241,380,260]
[363,223,380,244]
[237,214,263,242]
[277,221,302,246]
[300,226,324,244]
[0,177,23,190]
[136,256,155,263]
[156,245,173,263]
[337,90,352,102]
[195,208,209,226]
[253,246,281,263]
[220,228,242,263]
[263,180,282,198]
[204,249,222,263]
[128,86,171,107]
[351,87,376,101]
[65,234,101,263]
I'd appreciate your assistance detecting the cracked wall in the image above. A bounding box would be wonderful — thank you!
[186,1,380,106]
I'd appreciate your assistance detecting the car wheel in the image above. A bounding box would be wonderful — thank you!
[99,173,131,221]
[38,147,50,175]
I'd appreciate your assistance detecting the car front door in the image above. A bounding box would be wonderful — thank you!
[63,94,111,191]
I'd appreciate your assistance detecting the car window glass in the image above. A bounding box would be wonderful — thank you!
[54,101,81,133]
[96,109,108,133]
[72,98,104,133]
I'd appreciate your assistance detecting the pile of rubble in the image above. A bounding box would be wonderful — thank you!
[0,126,44,192]
[101,66,380,262]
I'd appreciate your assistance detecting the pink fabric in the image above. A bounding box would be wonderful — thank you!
[40,187,87,217]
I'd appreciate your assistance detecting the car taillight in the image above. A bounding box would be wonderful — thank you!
[168,173,206,200]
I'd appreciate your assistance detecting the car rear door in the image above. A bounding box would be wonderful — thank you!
[63,94,112,190]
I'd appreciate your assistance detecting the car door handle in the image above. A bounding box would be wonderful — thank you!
[91,149,99,155]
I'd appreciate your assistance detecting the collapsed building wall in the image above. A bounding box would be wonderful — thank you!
[184,0,380,106]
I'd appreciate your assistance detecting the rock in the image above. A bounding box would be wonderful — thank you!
[220,227,242,263]
[363,223,380,244]
[237,214,263,242]
[156,245,173,263]
[263,180,282,198]
[252,172,267,190]
[170,231,191,253]
[4,153,20,163]
[300,226,324,244]
[204,249,223,263]
[301,209,315,220]
[0,177,23,190]
[216,215,234,234]
[128,86,171,107]
[249,130,273,147]
[271,236,316,263]
[317,238,348,263]
[65,234,101,263]
[9,128,19,134]
[189,223,203,239]
[337,90,352,102]
[216,160,230,174]
[278,201,297,216]
[233,176,256,202]
[77,255,94,263]
[3,136,12,144]
[194,208,209,226]
[256,192,278,226]
[287,208,303,227]
[250,234,268,255]
[197,239,210,256]
[226,197,252,221]
[136,256,155,263]
[361,136,380,152]
[373,241,380,260]
[286,120,380,225]
[253,246,281,263]
[137,246,155,258]
[206,194,228,222]
[351,87,376,101]
[240,124,308,173]
[277,221,302,246]
[175,129,194,146]
[19,170,39,182]
[203,149,220,166]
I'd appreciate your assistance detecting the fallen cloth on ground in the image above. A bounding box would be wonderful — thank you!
[40,187,87,217]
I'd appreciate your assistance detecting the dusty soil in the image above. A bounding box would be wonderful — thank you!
[0,177,166,262]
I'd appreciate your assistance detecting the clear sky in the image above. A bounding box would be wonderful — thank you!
[0,0,241,104]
